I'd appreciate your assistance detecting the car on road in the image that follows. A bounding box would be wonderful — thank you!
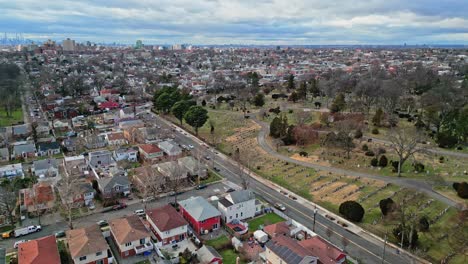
[97,220,108,227]
[134,209,145,217]
[213,167,220,172]
[188,144,194,149]
[112,202,127,210]
[14,240,29,249]
[204,156,211,160]
[55,231,66,238]
[225,188,236,193]
[274,203,286,211]
[196,184,208,190]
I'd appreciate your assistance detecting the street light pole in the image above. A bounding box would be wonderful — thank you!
[381,233,388,264]
[313,207,318,232]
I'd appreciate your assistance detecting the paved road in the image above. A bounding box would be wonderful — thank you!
[252,118,458,208]
[151,113,422,264]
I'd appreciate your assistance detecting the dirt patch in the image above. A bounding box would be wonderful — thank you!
[290,153,331,166]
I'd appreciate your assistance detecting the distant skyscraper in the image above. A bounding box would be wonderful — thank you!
[171,44,182,50]
[136,40,143,49]
[62,38,76,51]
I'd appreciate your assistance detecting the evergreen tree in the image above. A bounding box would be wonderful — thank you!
[330,93,346,113]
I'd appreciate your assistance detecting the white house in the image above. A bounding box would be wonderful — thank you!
[158,141,182,157]
[113,147,138,162]
[0,163,24,178]
[146,204,188,246]
[109,215,153,258]
[218,189,259,223]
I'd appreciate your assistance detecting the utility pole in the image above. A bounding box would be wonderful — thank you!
[313,206,318,232]
[381,233,388,264]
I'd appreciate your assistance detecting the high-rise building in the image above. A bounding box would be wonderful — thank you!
[62,38,76,52]
[171,44,183,50]
[136,40,143,49]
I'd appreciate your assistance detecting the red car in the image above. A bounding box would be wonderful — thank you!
[112,203,127,210]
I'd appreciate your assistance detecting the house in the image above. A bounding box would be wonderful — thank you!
[64,155,88,178]
[84,134,107,149]
[18,235,61,264]
[0,148,9,161]
[218,189,259,223]
[19,182,56,213]
[146,205,188,245]
[106,132,127,146]
[113,147,138,162]
[12,124,30,139]
[36,141,61,156]
[62,137,79,152]
[0,163,24,178]
[97,176,131,199]
[131,166,165,194]
[99,101,119,110]
[33,158,59,178]
[88,150,113,168]
[196,245,223,264]
[265,236,318,264]
[119,108,135,119]
[178,156,207,178]
[134,127,161,143]
[53,120,70,131]
[299,237,347,264]
[179,196,221,235]
[66,224,112,264]
[138,144,164,162]
[158,140,182,157]
[57,179,95,207]
[35,121,50,137]
[156,161,189,182]
[109,215,153,258]
[12,142,36,158]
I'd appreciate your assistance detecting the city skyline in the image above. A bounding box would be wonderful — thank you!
[1,0,468,45]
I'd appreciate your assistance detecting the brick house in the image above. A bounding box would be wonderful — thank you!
[109,215,153,258]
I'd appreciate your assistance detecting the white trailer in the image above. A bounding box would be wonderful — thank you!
[253,230,269,244]
[14,225,41,237]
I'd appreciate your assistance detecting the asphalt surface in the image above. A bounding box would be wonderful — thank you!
[252,118,459,208]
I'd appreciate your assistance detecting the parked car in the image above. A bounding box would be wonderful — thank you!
[196,184,207,190]
[97,220,108,227]
[274,203,286,211]
[226,188,236,193]
[188,144,194,149]
[112,202,127,210]
[14,240,29,249]
[134,209,145,217]
[204,156,211,160]
[213,167,221,172]
[55,231,66,238]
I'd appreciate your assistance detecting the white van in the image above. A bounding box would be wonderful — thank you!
[134,209,145,216]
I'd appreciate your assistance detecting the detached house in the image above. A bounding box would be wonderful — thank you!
[97,176,131,198]
[12,142,36,158]
[0,163,24,178]
[138,144,164,162]
[146,205,188,246]
[18,235,61,264]
[88,150,113,168]
[218,189,260,223]
[158,140,182,157]
[265,236,318,264]
[64,155,88,178]
[66,224,112,264]
[33,158,59,178]
[179,196,221,235]
[109,215,153,258]
[106,132,127,146]
[36,141,61,156]
[113,147,138,162]
[19,182,56,213]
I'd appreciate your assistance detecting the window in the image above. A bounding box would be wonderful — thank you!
[96,260,104,264]
[140,238,146,244]
[96,251,102,256]
[241,212,243,217]
[125,242,132,247]
[79,256,87,261]
[236,213,238,218]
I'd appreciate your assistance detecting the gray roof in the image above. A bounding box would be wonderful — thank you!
[158,141,182,154]
[97,176,130,190]
[0,148,8,158]
[33,158,58,171]
[218,198,233,208]
[13,143,36,154]
[228,189,255,204]
[179,196,221,221]
[197,245,222,262]
[12,125,29,135]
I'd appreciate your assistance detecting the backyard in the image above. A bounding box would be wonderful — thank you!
[248,213,285,232]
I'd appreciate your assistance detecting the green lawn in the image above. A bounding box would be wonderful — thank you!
[0,225,14,233]
[201,170,224,184]
[135,260,151,264]
[248,213,285,232]
[0,108,23,127]
[205,235,230,248]
[220,249,242,264]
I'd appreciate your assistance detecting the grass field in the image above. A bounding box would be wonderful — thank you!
[0,108,23,127]
[248,213,285,232]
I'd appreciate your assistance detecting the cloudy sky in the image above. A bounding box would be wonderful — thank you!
[1,0,467,45]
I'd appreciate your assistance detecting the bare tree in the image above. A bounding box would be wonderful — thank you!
[57,166,84,230]
[140,166,165,210]
[0,185,18,225]
[233,148,251,190]
[387,127,424,177]
[166,159,186,204]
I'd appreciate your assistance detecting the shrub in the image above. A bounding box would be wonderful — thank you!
[362,144,369,151]
[413,162,425,173]
[453,182,460,191]
[299,151,308,157]
[455,182,468,199]
[365,151,375,157]
[379,198,395,216]
[371,128,379,134]
[419,216,430,232]
[288,109,293,114]
[354,129,363,139]
[339,201,365,222]
[391,161,400,172]
[377,147,386,155]
[436,132,458,148]
[379,155,388,167]
[370,158,378,167]
[439,156,444,163]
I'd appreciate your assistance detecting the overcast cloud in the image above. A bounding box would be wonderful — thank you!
[1,0,467,44]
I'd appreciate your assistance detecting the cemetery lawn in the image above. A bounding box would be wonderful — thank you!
[0,108,23,127]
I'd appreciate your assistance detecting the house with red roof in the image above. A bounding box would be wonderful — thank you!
[19,182,56,213]
[18,235,60,264]
[99,101,120,110]
[299,236,347,264]
[146,205,189,245]
[109,215,153,258]
[138,144,164,162]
